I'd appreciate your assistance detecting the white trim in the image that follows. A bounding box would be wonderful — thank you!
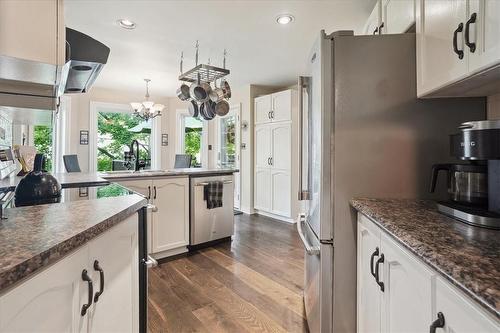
[52,96,71,173]
[89,101,159,172]
[254,209,295,223]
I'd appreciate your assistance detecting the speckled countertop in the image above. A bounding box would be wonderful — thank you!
[0,172,109,192]
[0,194,147,294]
[99,168,238,180]
[350,198,500,319]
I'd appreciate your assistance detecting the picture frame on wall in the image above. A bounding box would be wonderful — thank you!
[80,130,89,145]
[162,134,168,146]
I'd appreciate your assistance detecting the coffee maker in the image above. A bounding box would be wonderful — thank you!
[430,120,500,229]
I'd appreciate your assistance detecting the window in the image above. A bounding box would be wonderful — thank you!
[97,112,151,171]
[33,125,53,171]
[177,110,207,168]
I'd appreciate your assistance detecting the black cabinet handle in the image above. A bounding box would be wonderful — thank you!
[453,23,464,59]
[373,27,378,35]
[147,186,151,200]
[370,247,380,278]
[153,186,157,200]
[271,111,274,119]
[374,253,385,292]
[93,260,104,303]
[81,269,93,316]
[430,312,445,333]
[268,111,272,120]
[270,157,273,166]
[465,13,477,52]
[378,22,384,35]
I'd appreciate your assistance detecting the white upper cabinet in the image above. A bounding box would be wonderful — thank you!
[416,0,500,97]
[364,0,382,35]
[468,0,500,73]
[382,0,415,34]
[0,0,65,65]
[254,94,272,125]
[416,0,468,96]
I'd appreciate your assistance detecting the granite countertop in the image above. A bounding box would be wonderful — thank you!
[99,168,238,180]
[350,198,500,319]
[0,172,109,192]
[0,194,147,294]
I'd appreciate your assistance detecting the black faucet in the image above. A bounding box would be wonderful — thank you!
[126,140,146,171]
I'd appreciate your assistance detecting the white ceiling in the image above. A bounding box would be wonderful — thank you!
[65,0,374,97]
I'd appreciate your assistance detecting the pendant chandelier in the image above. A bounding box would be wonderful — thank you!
[130,79,164,121]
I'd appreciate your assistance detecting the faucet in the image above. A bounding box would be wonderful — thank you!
[126,140,145,171]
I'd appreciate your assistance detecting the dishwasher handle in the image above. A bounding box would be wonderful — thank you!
[194,181,233,187]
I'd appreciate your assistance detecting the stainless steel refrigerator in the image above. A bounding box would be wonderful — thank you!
[296,31,486,333]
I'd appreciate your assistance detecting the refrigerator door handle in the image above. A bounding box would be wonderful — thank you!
[296,214,320,255]
[298,76,311,201]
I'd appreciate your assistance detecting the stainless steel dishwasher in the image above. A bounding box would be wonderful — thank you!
[190,174,234,246]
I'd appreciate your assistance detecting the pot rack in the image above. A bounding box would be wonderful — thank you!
[178,41,230,84]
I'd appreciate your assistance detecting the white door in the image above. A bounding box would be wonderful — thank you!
[417,0,468,95]
[364,0,382,35]
[380,233,434,333]
[468,0,500,73]
[151,177,189,253]
[88,215,138,333]
[434,277,499,333]
[357,215,382,333]
[270,123,291,171]
[271,90,292,123]
[382,0,414,34]
[255,124,271,169]
[254,168,271,211]
[270,170,291,217]
[217,104,241,209]
[254,94,272,124]
[0,246,89,333]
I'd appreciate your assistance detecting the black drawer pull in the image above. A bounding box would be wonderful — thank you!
[147,186,151,200]
[93,260,105,302]
[370,247,379,278]
[375,253,385,292]
[373,27,378,35]
[378,22,384,35]
[81,269,93,316]
[465,13,477,52]
[453,23,464,59]
[430,312,445,333]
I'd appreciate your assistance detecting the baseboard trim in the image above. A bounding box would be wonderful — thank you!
[254,209,295,223]
[151,246,188,260]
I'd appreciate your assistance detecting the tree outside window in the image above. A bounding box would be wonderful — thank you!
[33,125,53,171]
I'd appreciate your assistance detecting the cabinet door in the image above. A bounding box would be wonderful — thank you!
[380,233,434,333]
[364,0,382,35]
[468,0,500,73]
[271,90,292,122]
[0,246,89,332]
[382,0,414,34]
[417,0,468,96]
[0,0,64,65]
[255,94,272,124]
[254,168,271,211]
[255,125,271,169]
[151,177,189,253]
[270,170,291,217]
[357,215,382,333]
[116,179,151,201]
[434,277,499,333]
[270,123,291,171]
[88,214,139,333]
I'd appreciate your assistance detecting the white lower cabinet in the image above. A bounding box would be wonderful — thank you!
[0,214,138,333]
[117,177,189,258]
[357,213,500,333]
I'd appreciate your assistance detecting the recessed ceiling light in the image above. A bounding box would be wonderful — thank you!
[276,14,294,25]
[117,19,136,30]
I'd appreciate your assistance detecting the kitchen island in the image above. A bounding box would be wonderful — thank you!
[0,186,147,332]
[351,198,500,332]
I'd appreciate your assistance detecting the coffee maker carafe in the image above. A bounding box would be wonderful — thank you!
[430,120,500,229]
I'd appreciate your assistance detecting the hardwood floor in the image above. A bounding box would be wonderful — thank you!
[148,213,308,333]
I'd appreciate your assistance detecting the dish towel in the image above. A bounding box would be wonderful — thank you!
[203,181,224,209]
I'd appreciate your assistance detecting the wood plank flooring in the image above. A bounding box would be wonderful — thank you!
[148,213,308,333]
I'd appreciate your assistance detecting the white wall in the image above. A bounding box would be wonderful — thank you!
[487,93,500,119]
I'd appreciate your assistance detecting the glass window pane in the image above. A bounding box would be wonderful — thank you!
[220,116,236,168]
[184,116,203,167]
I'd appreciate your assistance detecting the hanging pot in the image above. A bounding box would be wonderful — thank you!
[188,100,199,118]
[176,83,191,101]
[199,102,209,120]
[205,100,217,119]
[221,80,231,99]
[214,100,230,116]
[189,80,211,103]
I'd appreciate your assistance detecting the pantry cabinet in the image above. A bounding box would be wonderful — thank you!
[253,89,296,221]
[0,214,138,333]
[416,0,500,97]
[363,0,414,35]
[117,177,189,258]
[357,213,500,333]
[0,0,65,65]
[363,1,382,35]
